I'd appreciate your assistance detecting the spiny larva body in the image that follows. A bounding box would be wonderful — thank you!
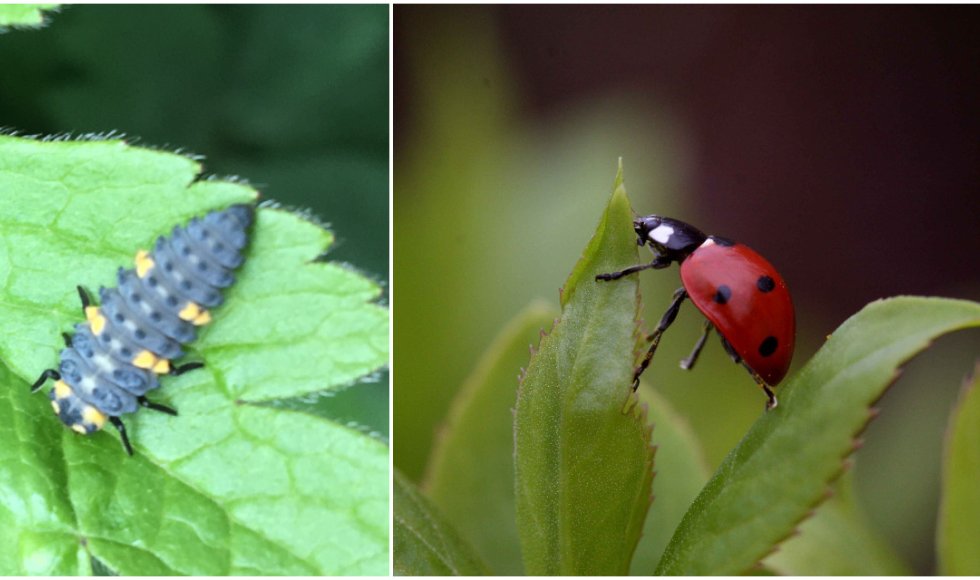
[31,204,255,455]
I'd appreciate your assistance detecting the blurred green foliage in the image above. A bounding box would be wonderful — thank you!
[0,4,58,28]
[395,8,980,573]
[937,364,980,574]
[394,468,491,576]
[0,4,389,437]
[394,10,693,482]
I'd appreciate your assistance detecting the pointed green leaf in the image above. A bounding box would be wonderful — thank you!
[0,135,388,574]
[764,471,909,575]
[630,385,711,574]
[425,302,710,576]
[938,363,980,575]
[425,301,558,575]
[515,164,654,575]
[393,469,490,576]
[657,296,980,575]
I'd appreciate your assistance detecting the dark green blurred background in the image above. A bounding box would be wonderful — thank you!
[395,5,979,573]
[0,5,389,438]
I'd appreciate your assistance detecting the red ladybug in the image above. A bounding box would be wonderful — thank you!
[596,215,795,409]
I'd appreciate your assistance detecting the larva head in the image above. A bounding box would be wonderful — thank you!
[48,380,107,435]
[225,203,255,229]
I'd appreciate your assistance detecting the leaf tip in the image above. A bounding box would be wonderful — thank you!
[611,157,628,202]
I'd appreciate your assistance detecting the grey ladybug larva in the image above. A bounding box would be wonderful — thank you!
[31,204,255,455]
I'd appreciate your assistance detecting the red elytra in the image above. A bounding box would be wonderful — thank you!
[596,215,796,409]
[680,239,795,385]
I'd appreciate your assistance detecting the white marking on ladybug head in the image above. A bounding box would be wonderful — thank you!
[649,224,675,245]
[701,238,716,248]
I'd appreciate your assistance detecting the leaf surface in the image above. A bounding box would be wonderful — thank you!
[425,301,557,575]
[630,385,710,574]
[656,296,980,575]
[764,472,909,575]
[0,4,58,28]
[937,363,980,575]
[514,164,654,575]
[393,469,490,576]
[0,135,389,574]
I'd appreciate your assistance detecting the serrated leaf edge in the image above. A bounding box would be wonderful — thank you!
[743,326,978,572]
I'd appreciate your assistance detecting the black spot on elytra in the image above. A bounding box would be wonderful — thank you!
[711,236,736,247]
[757,275,775,293]
[759,336,778,357]
[714,285,732,304]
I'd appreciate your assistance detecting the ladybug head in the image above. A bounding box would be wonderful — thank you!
[633,214,708,259]
[633,215,664,245]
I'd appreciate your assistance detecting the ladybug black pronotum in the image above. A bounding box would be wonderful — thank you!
[596,214,795,409]
[31,204,255,455]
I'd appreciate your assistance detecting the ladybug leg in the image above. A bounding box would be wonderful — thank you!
[137,396,178,416]
[595,255,671,282]
[30,369,60,393]
[632,287,688,390]
[746,369,778,410]
[680,320,713,370]
[108,416,134,456]
[719,338,778,409]
[719,336,742,364]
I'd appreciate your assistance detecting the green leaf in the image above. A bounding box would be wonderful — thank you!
[0,4,58,29]
[937,363,980,574]
[424,302,709,576]
[0,134,389,574]
[425,301,558,575]
[514,163,654,575]
[764,472,910,575]
[656,296,980,575]
[393,469,490,576]
[630,385,711,574]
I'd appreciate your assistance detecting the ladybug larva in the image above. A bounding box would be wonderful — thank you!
[30,204,255,455]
